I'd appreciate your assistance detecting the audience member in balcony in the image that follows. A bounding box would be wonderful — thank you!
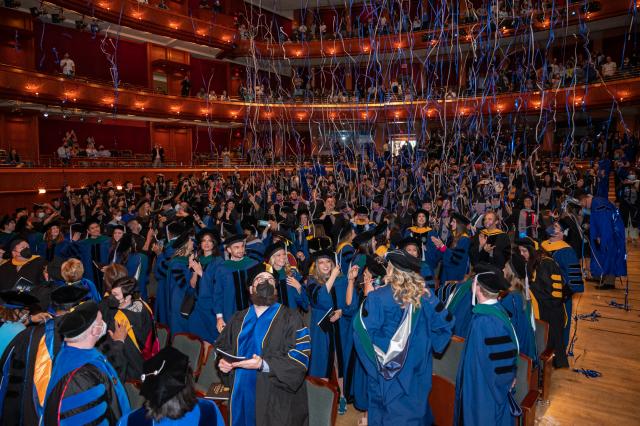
[86,141,98,157]
[212,0,222,13]
[7,148,22,166]
[181,76,191,97]
[601,56,617,78]
[57,142,71,165]
[152,144,164,167]
[219,90,228,101]
[208,90,217,101]
[60,53,75,78]
[97,145,111,157]
[158,0,168,9]
[196,88,206,99]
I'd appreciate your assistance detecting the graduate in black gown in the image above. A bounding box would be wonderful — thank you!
[469,211,511,269]
[216,268,310,426]
[454,262,519,426]
[43,301,130,426]
[513,238,569,368]
[99,276,158,381]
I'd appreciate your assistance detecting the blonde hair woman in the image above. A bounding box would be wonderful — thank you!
[264,242,308,311]
[59,258,101,303]
[352,250,454,426]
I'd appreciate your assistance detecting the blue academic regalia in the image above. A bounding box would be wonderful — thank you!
[272,267,309,311]
[307,276,358,380]
[118,399,224,426]
[293,228,312,260]
[352,285,454,425]
[78,236,110,293]
[245,239,266,263]
[43,344,130,425]
[420,262,436,288]
[125,253,150,301]
[595,159,611,198]
[500,291,537,363]
[153,245,175,325]
[542,240,585,347]
[454,303,519,426]
[185,256,223,343]
[440,235,471,282]
[167,256,193,334]
[337,242,356,275]
[213,257,259,322]
[589,197,627,278]
[445,279,473,338]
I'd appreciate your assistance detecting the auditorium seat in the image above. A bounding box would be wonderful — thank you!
[172,332,206,377]
[306,377,339,426]
[195,346,221,395]
[156,323,170,349]
[516,355,539,426]
[433,335,465,384]
[125,380,144,410]
[534,319,555,401]
[429,374,456,425]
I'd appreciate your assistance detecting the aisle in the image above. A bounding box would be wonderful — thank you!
[336,244,640,426]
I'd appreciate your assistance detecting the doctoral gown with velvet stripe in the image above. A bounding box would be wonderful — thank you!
[439,235,471,282]
[213,257,259,322]
[307,276,358,381]
[153,244,175,325]
[353,285,454,426]
[454,303,519,426]
[215,304,310,426]
[444,279,473,338]
[272,267,309,311]
[588,196,627,278]
[499,291,537,364]
[0,318,64,426]
[43,345,130,426]
[182,255,223,343]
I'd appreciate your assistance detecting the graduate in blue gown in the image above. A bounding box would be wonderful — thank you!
[153,221,182,325]
[58,258,102,303]
[167,230,196,334]
[182,230,223,343]
[307,249,359,415]
[351,255,387,417]
[264,242,309,311]
[109,232,150,300]
[213,234,259,332]
[78,219,110,294]
[542,219,585,347]
[335,221,357,275]
[501,258,537,364]
[580,194,627,288]
[43,302,130,426]
[432,212,471,283]
[216,269,310,426]
[353,250,454,426]
[444,277,474,338]
[118,347,224,426]
[454,262,519,426]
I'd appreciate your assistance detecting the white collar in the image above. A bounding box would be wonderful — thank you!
[480,299,499,305]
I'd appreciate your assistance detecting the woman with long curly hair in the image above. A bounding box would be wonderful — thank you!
[353,250,454,426]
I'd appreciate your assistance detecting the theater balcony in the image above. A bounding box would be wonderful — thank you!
[2,62,639,123]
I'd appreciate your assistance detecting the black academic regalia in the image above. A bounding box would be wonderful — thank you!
[0,318,64,426]
[469,229,511,269]
[215,305,309,426]
[531,257,569,368]
[99,299,155,381]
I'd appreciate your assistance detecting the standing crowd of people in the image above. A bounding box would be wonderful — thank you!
[0,142,630,425]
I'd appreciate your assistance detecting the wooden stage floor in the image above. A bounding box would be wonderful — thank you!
[337,244,640,426]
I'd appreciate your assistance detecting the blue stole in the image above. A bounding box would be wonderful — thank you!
[45,344,130,425]
[230,303,282,426]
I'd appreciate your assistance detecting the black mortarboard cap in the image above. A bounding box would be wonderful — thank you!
[223,234,245,246]
[307,236,332,253]
[474,262,510,293]
[140,347,190,407]
[264,242,286,262]
[0,289,40,309]
[58,301,99,338]
[51,284,89,311]
[450,211,471,226]
[385,250,422,274]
